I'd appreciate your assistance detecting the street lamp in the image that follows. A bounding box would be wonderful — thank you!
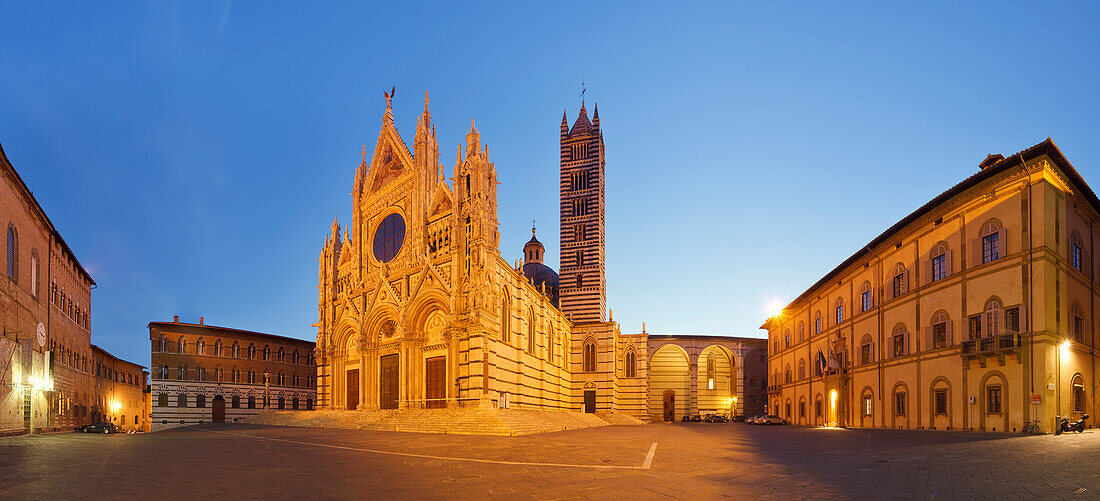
[263,371,270,409]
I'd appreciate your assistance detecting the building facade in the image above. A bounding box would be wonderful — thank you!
[91,345,148,432]
[1,140,139,435]
[764,140,1098,433]
[315,93,767,421]
[149,317,316,431]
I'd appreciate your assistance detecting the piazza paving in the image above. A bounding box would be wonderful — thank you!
[2,422,1098,499]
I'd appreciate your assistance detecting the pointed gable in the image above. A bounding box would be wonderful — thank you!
[569,104,592,137]
[364,117,415,195]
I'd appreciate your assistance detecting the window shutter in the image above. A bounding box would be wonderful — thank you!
[971,238,981,267]
[1020,304,1028,334]
[945,250,953,276]
[924,326,932,351]
[904,268,911,294]
[994,309,1003,337]
[1085,250,1092,279]
[998,228,1007,257]
[922,259,931,286]
[947,320,954,346]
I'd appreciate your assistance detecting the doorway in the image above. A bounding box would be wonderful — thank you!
[212,396,225,423]
[346,369,359,410]
[663,391,676,421]
[584,390,596,413]
[380,354,399,409]
[425,357,446,409]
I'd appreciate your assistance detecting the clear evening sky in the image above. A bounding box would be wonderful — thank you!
[2,2,1098,368]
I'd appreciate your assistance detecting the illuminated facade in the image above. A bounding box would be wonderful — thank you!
[315,94,767,420]
[1,140,139,435]
[149,317,317,431]
[91,345,148,432]
[764,140,1097,433]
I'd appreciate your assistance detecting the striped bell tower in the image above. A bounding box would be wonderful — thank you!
[559,102,606,324]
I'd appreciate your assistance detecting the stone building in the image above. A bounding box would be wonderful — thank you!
[647,334,767,421]
[315,92,766,421]
[763,139,1098,433]
[91,344,148,432]
[149,317,316,431]
[1,139,138,435]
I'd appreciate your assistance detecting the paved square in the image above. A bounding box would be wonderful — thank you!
[1,423,1098,499]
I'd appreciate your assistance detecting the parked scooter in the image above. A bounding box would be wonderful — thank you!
[1056,414,1089,435]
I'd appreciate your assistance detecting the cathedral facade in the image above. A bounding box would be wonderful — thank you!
[315,93,764,421]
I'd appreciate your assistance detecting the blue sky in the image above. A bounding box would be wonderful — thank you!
[2,2,1098,367]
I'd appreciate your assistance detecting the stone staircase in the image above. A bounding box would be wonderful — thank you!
[245,408,642,436]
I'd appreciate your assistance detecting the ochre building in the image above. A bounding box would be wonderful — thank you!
[1,140,140,435]
[764,139,1098,433]
[91,345,148,432]
[315,93,766,422]
[149,317,316,431]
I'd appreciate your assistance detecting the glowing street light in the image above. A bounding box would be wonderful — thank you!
[110,401,121,413]
[1061,340,1071,357]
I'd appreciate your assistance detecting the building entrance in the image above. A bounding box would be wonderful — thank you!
[212,396,225,423]
[663,391,676,421]
[380,354,399,409]
[425,356,446,409]
[346,369,359,410]
[583,390,596,413]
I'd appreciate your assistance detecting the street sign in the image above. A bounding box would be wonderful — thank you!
[1031,394,1041,405]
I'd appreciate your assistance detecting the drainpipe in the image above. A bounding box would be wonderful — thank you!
[1023,154,1036,427]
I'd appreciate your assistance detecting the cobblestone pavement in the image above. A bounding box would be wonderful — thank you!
[1,423,1098,499]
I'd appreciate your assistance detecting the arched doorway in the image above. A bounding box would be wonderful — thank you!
[649,344,690,421]
[212,395,226,423]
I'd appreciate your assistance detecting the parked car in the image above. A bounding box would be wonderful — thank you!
[78,422,119,434]
[758,415,789,425]
[704,414,729,423]
[731,414,746,423]
[748,415,766,424]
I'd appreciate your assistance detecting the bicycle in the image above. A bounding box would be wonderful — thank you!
[1021,420,1042,435]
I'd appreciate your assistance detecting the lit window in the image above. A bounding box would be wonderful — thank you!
[932,253,946,281]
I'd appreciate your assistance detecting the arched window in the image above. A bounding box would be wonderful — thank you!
[784,330,790,348]
[798,321,805,342]
[292,350,300,364]
[979,220,1004,264]
[177,337,186,354]
[892,324,907,357]
[29,249,38,297]
[196,338,205,356]
[930,242,950,282]
[177,365,186,380]
[625,348,636,378]
[232,342,240,358]
[197,366,206,381]
[707,353,717,389]
[278,372,285,386]
[159,336,168,353]
[500,291,511,343]
[248,343,256,360]
[527,308,536,353]
[835,298,844,325]
[860,282,873,312]
[860,334,874,365]
[263,345,270,361]
[798,359,806,380]
[1073,374,1086,413]
[248,370,256,384]
[930,312,951,349]
[6,224,17,281]
[1073,304,1085,343]
[815,312,822,334]
[278,347,285,362]
[784,363,792,383]
[582,338,596,372]
[1071,232,1084,271]
[214,340,222,357]
[984,299,1004,337]
[890,263,908,298]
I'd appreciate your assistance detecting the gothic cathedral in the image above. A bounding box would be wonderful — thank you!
[314,93,648,418]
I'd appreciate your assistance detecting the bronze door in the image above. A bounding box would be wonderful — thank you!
[663,391,675,421]
[212,396,226,423]
[425,357,446,409]
[346,369,359,410]
[584,390,596,413]
[380,354,399,409]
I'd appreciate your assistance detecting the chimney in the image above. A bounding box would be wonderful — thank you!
[199,316,204,326]
[173,315,179,323]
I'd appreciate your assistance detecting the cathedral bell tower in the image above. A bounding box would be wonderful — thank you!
[559,102,606,324]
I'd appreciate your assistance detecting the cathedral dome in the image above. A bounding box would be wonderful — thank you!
[521,226,559,307]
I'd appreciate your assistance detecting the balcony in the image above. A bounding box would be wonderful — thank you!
[961,333,1021,357]
[767,385,781,394]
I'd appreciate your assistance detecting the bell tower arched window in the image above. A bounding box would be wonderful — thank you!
[582,338,596,372]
